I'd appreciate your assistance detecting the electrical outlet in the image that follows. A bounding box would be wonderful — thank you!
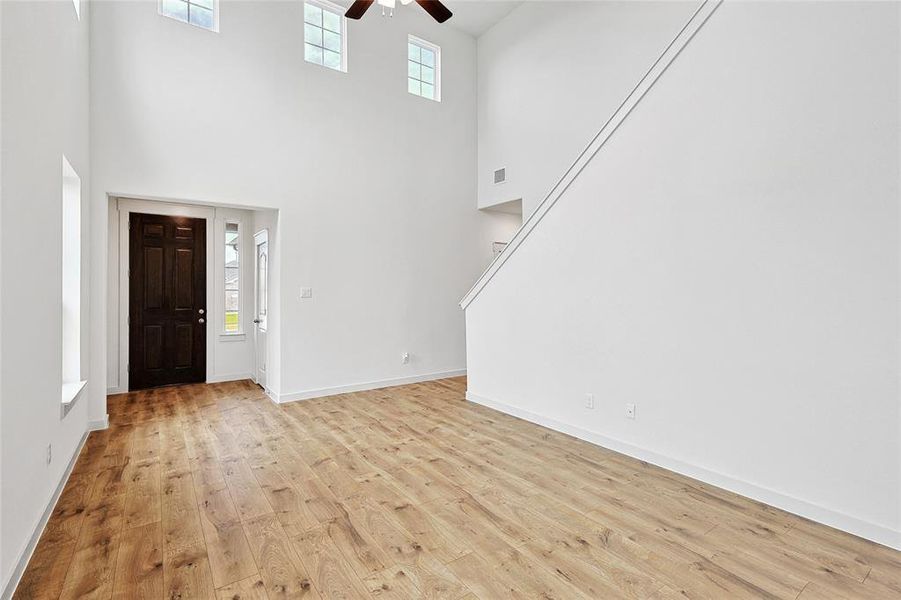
[401,352,410,365]
[585,393,594,409]
[625,403,636,419]
[300,287,313,299]
[46,444,52,465]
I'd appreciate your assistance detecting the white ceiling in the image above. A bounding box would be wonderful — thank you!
[442,1,524,38]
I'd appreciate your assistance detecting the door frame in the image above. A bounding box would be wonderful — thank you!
[117,198,216,393]
[252,228,269,387]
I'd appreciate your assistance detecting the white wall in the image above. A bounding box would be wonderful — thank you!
[0,0,92,592]
[477,1,698,217]
[466,0,901,548]
[90,0,494,407]
[0,0,5,586]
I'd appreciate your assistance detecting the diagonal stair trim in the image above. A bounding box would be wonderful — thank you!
[460,0,723,310]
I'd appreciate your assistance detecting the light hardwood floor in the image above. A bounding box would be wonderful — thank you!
[13,377,901,599]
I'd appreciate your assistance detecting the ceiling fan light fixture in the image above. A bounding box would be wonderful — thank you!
[344,0,451,23]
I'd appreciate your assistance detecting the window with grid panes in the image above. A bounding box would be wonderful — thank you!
[408,36,440,101]
[304,0,346,72]
[160,0,217,31]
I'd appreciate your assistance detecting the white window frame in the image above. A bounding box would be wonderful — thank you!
[223,219,243,337]
[158,0,220,33]
[61,156,86,415]
[407,35,441,102]
[303,0,348,73]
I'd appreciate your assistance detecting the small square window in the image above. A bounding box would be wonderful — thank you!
[407,36,440,101]
[304,0,347,72]
[160,0,219,32]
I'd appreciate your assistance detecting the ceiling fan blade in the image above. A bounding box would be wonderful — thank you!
[415,0,452,23]
[345,0,374,19]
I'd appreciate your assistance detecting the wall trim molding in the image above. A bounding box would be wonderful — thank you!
[88,414,109,431]
[207,372,255,384]
[264,386,279,404]
[276,369,467,404]
[460,0,722,310]
[1,427,91,600]
[466,390,901,552]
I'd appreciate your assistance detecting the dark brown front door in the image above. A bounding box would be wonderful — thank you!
[129,213,206,390]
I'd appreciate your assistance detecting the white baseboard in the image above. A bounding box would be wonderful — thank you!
[88,414,109,431]
[1,428,91,600]
[264,385,279,404]
[207,372,254,384]
[466,390,901,552]
[276,369,467,404]
[107,386,124,395]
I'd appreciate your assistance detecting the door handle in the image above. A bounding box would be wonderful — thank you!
[253,319,261,324]
[198,318,205,324]
[198,308,205,315]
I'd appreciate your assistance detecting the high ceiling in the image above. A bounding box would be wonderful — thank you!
[443,1,523,37]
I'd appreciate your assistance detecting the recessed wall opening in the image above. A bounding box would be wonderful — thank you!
[61,156,85,415]
[108,196,279,395]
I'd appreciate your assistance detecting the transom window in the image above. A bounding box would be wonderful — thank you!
[304,0,346,72]
[408,36,440,101]
[160,0,218,32]
[224,222,241,333]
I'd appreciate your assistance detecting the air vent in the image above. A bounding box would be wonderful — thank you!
[494,168,506,184]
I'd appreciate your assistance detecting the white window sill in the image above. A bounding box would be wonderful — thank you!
[220,333,246,342]
[61,380,87,419]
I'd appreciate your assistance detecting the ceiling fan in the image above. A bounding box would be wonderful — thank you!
[345,0,453,24]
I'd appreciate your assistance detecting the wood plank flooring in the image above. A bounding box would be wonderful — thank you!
[14,378,901,599]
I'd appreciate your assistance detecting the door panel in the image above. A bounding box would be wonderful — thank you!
[129,213,206,390]
[174,324,194,368]
[144,325,163,370]
[144,247,164,309]
[174,248,194,308]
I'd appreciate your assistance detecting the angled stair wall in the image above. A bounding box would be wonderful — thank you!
[463,0,901,548]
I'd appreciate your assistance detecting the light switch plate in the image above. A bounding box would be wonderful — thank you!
[300,287,313,299]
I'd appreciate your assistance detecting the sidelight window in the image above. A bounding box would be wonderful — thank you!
[225,222,241,333]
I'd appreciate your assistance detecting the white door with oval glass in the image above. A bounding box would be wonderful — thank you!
[253,230,269,389]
